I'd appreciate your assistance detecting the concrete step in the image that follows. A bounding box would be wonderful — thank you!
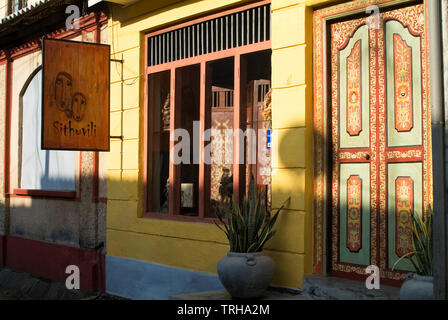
[302,275,400,300]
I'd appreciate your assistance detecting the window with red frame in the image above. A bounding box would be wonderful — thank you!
[145,1,272,221]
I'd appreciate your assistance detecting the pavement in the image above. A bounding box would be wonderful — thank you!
[171,287,314,300]
[0,267,126,300]
[1,267,401,300]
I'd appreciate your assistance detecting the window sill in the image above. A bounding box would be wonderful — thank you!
[12,189,77,200]
[143,212,217,224]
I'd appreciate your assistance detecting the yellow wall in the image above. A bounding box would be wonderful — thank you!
[107,0,340,289]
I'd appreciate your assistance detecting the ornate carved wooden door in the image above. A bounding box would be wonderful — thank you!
[330,4,432,282]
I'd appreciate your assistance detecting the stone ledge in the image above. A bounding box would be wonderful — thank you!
[303,275,400,300]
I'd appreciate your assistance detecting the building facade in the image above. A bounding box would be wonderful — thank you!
[103,0,444,299]
[0,0,446,300]
[0,0,108,292]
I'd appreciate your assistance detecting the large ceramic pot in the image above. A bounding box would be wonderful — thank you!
[217,251,275,299]
[400,273,433,300]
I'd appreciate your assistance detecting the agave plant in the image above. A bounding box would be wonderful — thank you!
[214,176,289,253]
[393,207,433,276]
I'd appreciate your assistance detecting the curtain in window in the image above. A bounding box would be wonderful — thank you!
[20,69,76,191]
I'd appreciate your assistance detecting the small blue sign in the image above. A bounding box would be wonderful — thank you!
[267,129,272,150]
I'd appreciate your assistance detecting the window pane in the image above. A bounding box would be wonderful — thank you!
[206,57,234,218]
[147,70,171,214]
[243,50,272,210]
[175,65,200,216]
[21,69,76,191]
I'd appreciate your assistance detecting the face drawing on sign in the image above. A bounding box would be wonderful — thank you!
[53,71,87,122]
[72,92,87,122]
[54,72,73,112]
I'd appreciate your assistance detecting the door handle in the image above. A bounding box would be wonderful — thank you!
[364,153,370,160]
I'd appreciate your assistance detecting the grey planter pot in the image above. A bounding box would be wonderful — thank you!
[217,251,275,299]
[400,273,434,300]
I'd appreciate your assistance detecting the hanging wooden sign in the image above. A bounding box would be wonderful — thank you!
[42,38,110,151]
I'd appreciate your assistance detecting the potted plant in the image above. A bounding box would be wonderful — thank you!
[393,207,433,300]
[214,176,289,299]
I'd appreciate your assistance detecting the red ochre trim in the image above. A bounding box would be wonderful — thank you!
[0,235,105,292]
[12,189,77,199]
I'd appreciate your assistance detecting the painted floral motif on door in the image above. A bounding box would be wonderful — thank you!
[395,177,414,256]
[347,175,362,252]
[347,40,362,136]
[394,34,413,132]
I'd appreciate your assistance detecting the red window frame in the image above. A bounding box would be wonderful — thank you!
[143,0,272,222]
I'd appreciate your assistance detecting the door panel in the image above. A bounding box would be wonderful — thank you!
[331,16,375,277]
[385,20,422,147]
[387,163,423,271]
[339,25,370,149]
[339,163,370,265]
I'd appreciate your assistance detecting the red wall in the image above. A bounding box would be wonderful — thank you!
[0,235,105,292]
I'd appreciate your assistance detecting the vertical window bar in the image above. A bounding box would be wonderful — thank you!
[215,18,219,51]
[196,24,200,57]
[252,8,255,44]
[262,6,265,42]
[246,10,249,45]
[242,11,245,45]
[170,31,173,62]
[158,35,161,65]
[191,25,195,57]
[149,37,153,66]
[174,30,178,61]
[164,34,167,63]
[198,23,201,55]
[220,17,224,51]
[205,21,209,54]
[177,29,180,59]
[225,16,229,50]
[240,12,244,46]
[263,5,267,41]
[160,35,163,65]
[192,25,196,57]
[192,25,195,57]
[187,26,190,58]
[166,33,170,63]
[236,13,239,47]
[231,15,234,48]
[190,25,193,58]
[257,6,261,43]
[267,5,271,40]
[201,22,204,55]
[211,20,215,52]
[165,33,168,63]
[183,28,186,59]
[162,33,166,64]
[167,33,170,63]
[154,37,157,65]
[152,37,155,65]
